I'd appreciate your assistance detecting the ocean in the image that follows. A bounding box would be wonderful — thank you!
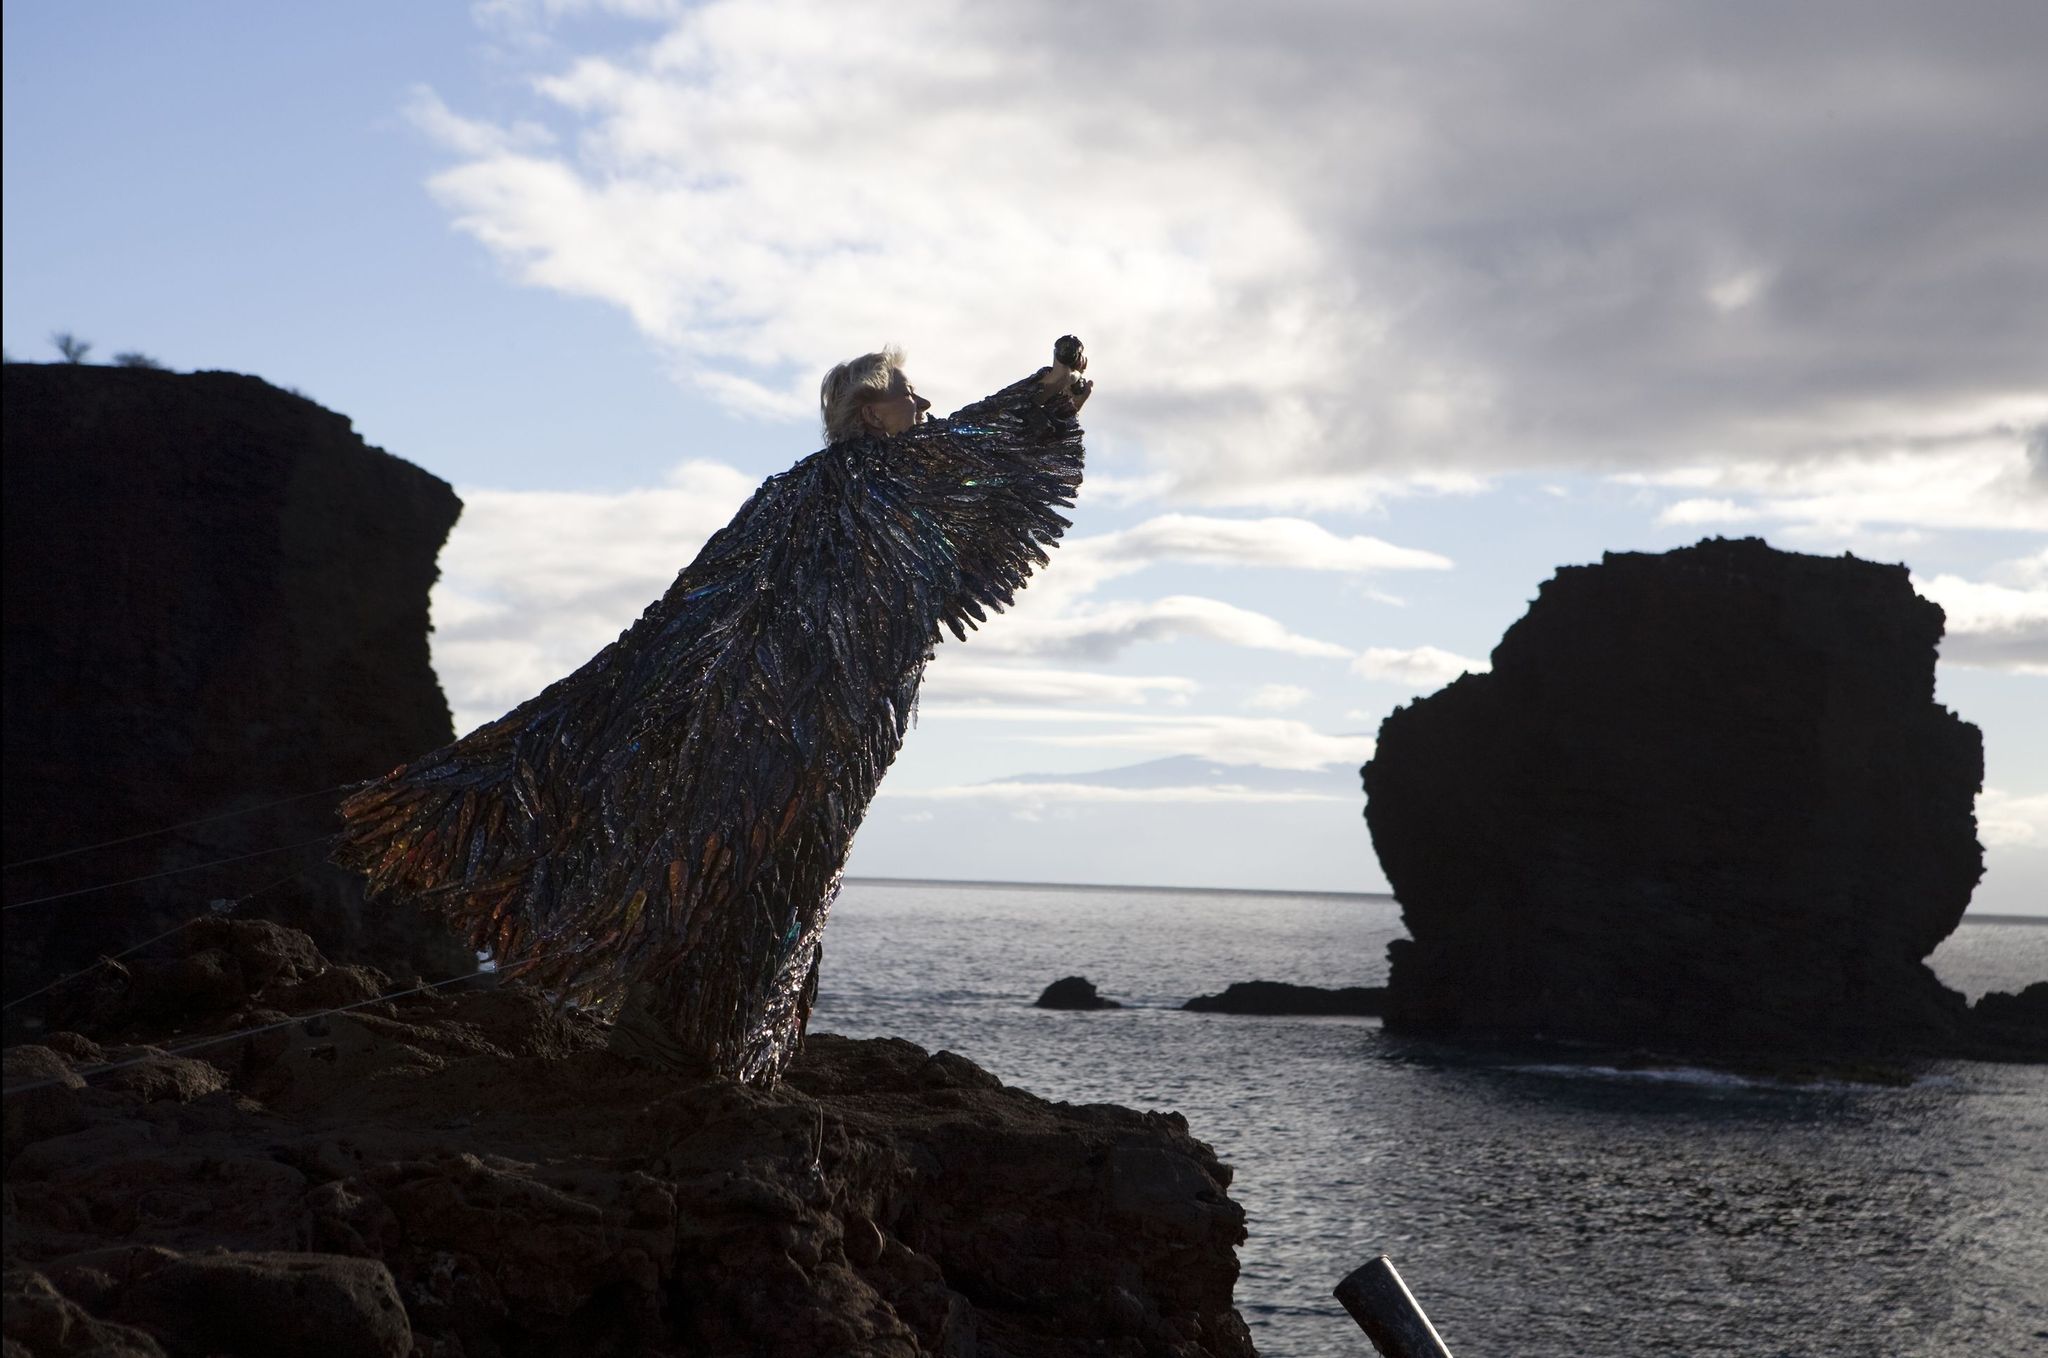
[809,880,2048,1358]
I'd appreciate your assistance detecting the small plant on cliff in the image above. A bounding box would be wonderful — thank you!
[113,351,165,369]
[51,332,92,363]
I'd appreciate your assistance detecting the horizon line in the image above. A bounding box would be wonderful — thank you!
[844,874,1394,904]
[843,876,2048,924]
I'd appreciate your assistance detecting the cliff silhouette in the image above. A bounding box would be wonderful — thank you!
[3,363,473,1012]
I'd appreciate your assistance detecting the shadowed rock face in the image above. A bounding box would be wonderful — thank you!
[1362,537,1984,1056]
[2,920,1254,1357]
[2,364,472,1016]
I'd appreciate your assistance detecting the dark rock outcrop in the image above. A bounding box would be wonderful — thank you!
[1963,981,2048,1060]
[2,364,472,1022]
[2,922,1253,1357]
[1363,537,1984,1057]
[1183,981,1385,1016]
[1035,976,1122,1010]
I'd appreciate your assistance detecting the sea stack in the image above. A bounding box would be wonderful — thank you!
[1362,537,1984,1056]
[2,363,472,1006]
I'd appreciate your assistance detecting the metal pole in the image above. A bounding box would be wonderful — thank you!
[1334,1255,1455,1358]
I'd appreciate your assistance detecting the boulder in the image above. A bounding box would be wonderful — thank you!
[1183,981,1385,1016]
[1,1270,165,1358]
[2,364,473,1026]
[1362,537,1983,1056]
[1035,976,1123,1010]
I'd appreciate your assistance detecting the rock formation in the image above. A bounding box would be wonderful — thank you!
[1035,977,1122,1010]
[1362,537,1985,1056]
[1183,982,1385,1016]
[2,364,472,1019]
[2,920,1253,1357]
[1964,981,2048,1060]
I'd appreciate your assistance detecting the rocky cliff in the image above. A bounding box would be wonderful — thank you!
[2,920,1254,1358]
[2,364,472,1013]
[1362,537,1985,1056]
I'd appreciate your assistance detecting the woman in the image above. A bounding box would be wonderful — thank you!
[335,337,1091,1083]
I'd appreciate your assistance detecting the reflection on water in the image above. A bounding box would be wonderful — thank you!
[814,883,2048,1357]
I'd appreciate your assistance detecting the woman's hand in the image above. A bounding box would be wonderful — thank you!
[1039,335,1092,411]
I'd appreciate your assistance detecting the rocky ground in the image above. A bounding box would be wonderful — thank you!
[3,919,1254,1358]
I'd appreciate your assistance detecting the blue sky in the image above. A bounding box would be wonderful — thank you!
[5,1,2044,912]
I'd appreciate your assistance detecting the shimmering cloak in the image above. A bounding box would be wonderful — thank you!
[333,371,1084,1082]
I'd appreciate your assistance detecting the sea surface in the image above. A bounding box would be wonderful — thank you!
[810,880,2048,1358]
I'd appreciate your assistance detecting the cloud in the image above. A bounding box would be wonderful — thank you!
[1012,511,1450,619]
[1089,515,1450,574]
[886,781,1346,808]
[972,595,1352,663]
[430,459,755,731]
[1912,569,2048,674]
[1993,546,2048,589]
[403,86,555,157]
[1659,498,1764,526]
[917,705,1372,770]
[919,660,1197,707]
[417,0,2048,515]
[1351,645,1489,689]
[1245,683,1310,711]
[1978,788,2048,849]
[1637,420,2048,537]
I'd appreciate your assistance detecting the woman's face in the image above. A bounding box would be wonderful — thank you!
[861,370,931,436]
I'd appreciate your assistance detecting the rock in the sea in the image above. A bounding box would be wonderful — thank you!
[1183,981,1385,1016]
[1964,981,2048,1060]
[1363,537,1984,1056]
[2,363,472,1018]
[1035,976,1123,1009]
[2,922,1253,1355]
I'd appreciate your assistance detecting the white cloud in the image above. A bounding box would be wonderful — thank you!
[1978,789,2048,849]
[1660,498,1764,526]
[1350,645,1489,689]
[1913,570,2048,674]
[1991,546,2048,590]
[973,595,1352,662]
[917,705,1372,770]
[403,86,555,157]
[919,660,1196,707]
[885,781,1347,809]
[1705,268,1769,314]
[430,458,755,731]
[419,0,2048,516]
[1634,420,2048,537]
[1089,515,1451,574]
[1245,683,1311,711]
[1010,511,1450,629]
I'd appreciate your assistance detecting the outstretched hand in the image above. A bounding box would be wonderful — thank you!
[1039,335,1093,411]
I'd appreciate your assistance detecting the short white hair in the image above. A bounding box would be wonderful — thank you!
[819,346,905,443]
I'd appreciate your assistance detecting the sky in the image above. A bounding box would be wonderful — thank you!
[4,1,2044,913]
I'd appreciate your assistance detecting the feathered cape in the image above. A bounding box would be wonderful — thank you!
[334,371,1084,1081]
